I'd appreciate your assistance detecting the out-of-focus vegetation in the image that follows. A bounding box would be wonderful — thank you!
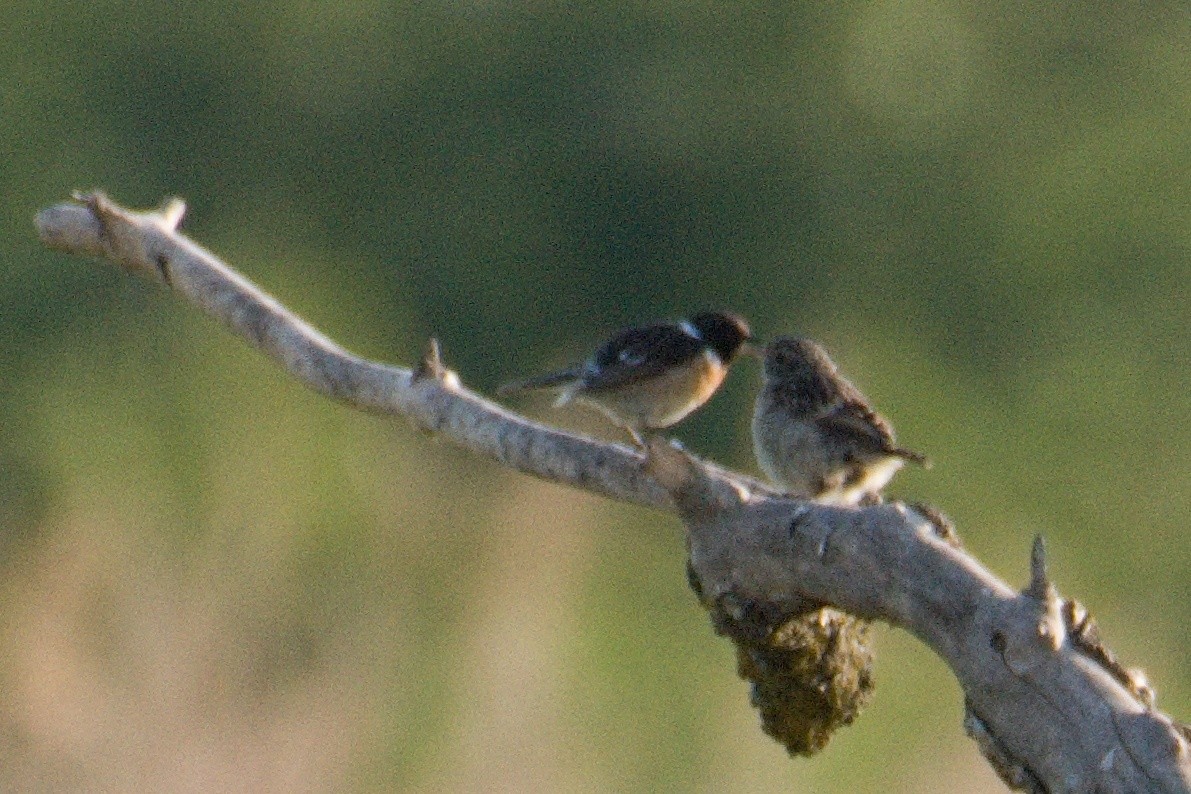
[1,1,1186,791]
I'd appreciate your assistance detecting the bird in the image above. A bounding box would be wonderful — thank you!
[498,311,754,446]
[752,336,928,505]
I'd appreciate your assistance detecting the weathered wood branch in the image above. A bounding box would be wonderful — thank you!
[35,193,1190,792]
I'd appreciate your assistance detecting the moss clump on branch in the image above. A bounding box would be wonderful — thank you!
[687,562,875,756]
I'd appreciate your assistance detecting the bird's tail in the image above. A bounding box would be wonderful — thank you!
[891,446,932,468]
[496,367,582,395]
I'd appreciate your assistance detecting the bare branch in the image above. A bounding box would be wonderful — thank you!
[37,192,761,511]
[36,194,1190,792]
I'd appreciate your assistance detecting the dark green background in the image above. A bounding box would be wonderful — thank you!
[1,2,1186,790]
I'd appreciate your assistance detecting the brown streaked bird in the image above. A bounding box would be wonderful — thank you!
[498,311,753,446]
[752,336,928,505]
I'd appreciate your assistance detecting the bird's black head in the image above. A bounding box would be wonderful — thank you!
[689,311,752,363]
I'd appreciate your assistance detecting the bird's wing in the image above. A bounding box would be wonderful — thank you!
[815,399,930,465]
[814,399,898,450]
[581,324,704,391]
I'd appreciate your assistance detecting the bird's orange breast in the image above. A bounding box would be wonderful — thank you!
[580,350,726,430]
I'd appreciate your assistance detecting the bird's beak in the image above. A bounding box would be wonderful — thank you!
[739,341,763,360]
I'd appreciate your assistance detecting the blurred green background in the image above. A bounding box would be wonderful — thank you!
[1,1,1187,791]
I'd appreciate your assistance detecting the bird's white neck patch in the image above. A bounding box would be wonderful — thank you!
[679,320,703,341]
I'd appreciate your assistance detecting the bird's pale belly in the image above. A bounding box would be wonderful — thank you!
[752,411,906,505]
[752,414,829,497]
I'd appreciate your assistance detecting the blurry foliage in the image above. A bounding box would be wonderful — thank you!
[0,0,1187,791]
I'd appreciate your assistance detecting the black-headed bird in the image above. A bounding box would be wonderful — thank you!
[500,311,753,446]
